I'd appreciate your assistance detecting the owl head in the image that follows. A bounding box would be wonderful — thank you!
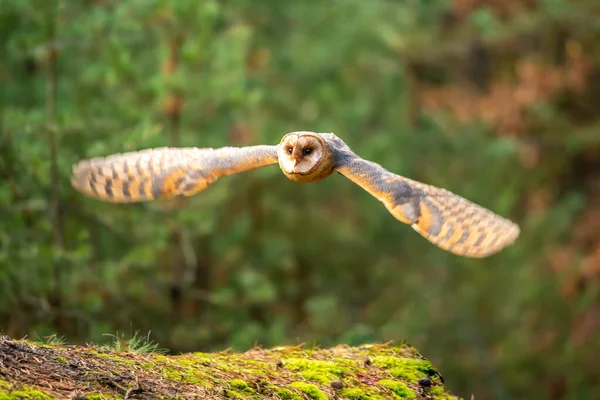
[277,131,335,182]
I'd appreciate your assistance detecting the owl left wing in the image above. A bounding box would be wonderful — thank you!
[71,145,278,203]
[333,148,520,258]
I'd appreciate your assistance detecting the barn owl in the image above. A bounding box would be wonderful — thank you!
[71,131,520,258]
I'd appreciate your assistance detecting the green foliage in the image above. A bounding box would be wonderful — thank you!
[1,1,599,399]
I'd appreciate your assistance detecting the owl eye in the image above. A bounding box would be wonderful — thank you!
[303,148,312,155]
[287,147,293,154]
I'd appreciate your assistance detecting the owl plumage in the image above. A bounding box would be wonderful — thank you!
[72,132,520,258]
[71,146,278,202]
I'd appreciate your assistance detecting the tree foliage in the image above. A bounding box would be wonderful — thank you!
[1,1,600,399]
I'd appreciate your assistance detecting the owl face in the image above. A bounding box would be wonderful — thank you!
[277,132,325,176]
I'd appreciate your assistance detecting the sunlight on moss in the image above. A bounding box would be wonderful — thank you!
[299,370,331,384]
[371,356,436,382]
[378,379,417,398]
[288,382,328,400]
[270,385,303,400]
[283,358,348,379]
[227,379,256,395]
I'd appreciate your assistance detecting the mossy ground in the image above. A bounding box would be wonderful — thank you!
[0,337,457,399]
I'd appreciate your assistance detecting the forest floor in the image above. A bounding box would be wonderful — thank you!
[0,336,457,399]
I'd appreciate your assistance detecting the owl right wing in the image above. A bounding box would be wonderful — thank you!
[71,145,278,203]
[332,147,520,258]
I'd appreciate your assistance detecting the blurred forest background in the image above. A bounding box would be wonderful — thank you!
[1,0,600,399]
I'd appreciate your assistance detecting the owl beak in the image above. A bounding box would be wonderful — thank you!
[291,144,303,167]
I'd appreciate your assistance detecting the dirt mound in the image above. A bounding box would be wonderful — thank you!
[0,337,453,399]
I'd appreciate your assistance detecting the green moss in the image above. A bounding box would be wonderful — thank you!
[270,385,303,400]
[86,394,121,400]
[341,387,385,400]
[218,356,270,376]
[156,365,210,385]
[428,385,454,399]
[88,349,135,367]
[341,388,369,400]
[148,353,270,387]
[0,388,53,399]
[371,356,436,382]
[388,368,418,381]
[228,379,250,390]
[283,358,347,379]
[222,390,244,399]
[54,357,67,364]
[187,352,214,363]
[288,382,328,400]
[144,356,211,386]
[299,370,330,384]
[0,380,50,399]
[378,379,416,398]
[227,379,255,395]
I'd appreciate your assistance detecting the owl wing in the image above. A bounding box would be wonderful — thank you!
[335,153,520,258]
[71,145,278,203]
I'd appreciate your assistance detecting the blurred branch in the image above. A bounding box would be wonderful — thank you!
[45,3,62,248]
[161,32,197,326]
[44,0,65,331]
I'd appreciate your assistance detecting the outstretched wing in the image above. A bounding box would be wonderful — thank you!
[335,154,520,258]
[71,145,278,203]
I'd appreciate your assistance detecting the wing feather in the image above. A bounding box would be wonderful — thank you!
[335,153,520,258]
[72,146,278,203]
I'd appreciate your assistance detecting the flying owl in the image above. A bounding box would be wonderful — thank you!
[71,131,520,258]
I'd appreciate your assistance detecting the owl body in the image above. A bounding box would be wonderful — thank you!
[72,131,520,258]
